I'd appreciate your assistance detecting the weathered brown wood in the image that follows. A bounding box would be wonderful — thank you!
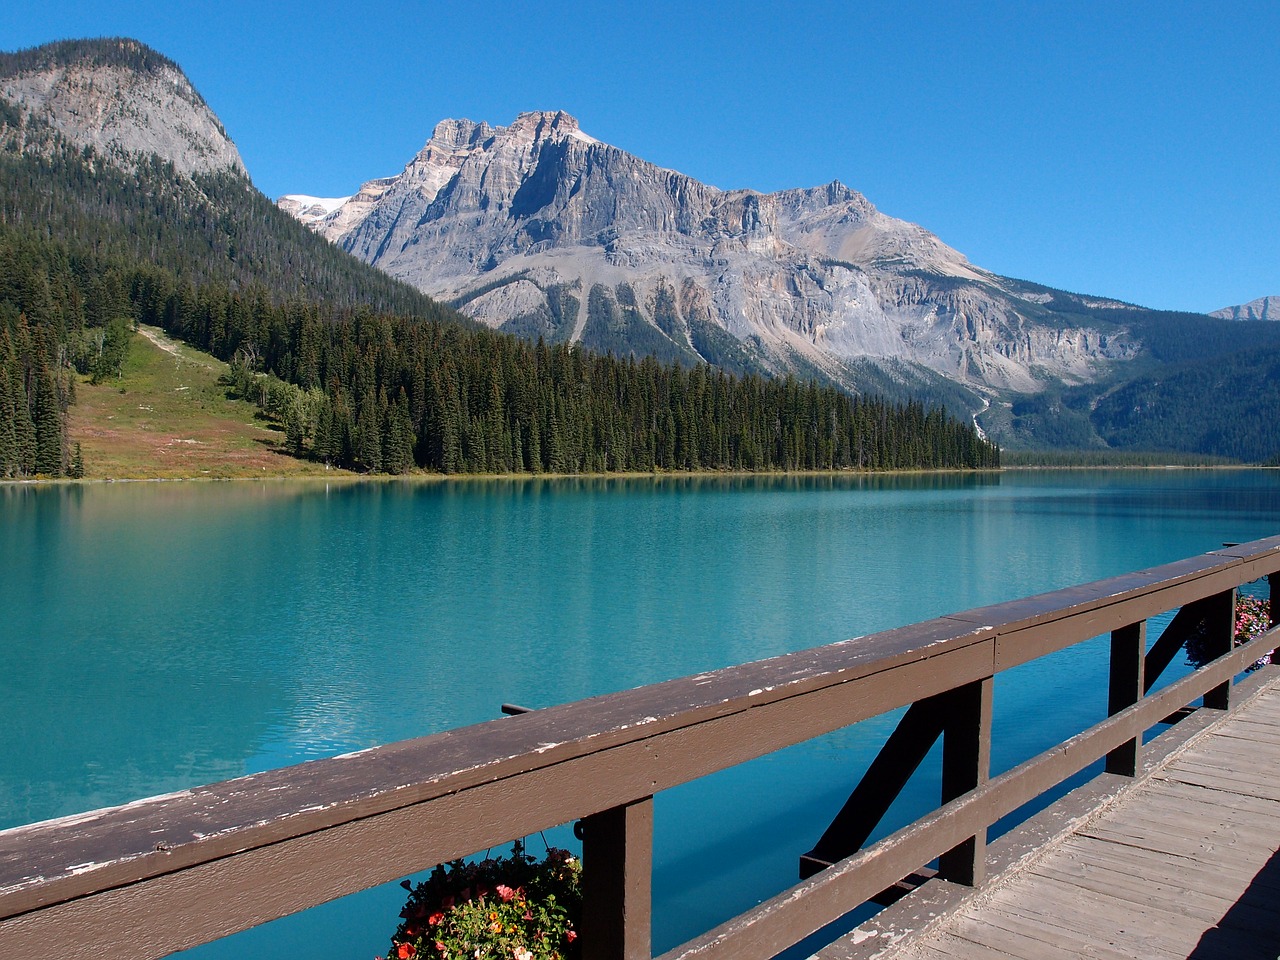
[581,798,653,960]
[0,633,995,924]
[946,552,1250,672]
[657,657,1253,960]
[1107,620,1145,775]
[1142,599,1208,691]
[800,693,951,879]
[875,675,1280,960]
[938,677,993,886]
[1270,571,1279,663]
[828,668,1280,960]
[1203,589,1236,709]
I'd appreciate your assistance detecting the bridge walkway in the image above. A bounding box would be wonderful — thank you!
[832,674,1280,960]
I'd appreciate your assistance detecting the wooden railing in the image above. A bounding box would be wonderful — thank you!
[3,536,1279,960]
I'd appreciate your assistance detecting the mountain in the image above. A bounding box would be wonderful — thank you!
[0,38,244,179]
[1212,296,1280,322]
[283,111,1139,398]
[0,38,450,317]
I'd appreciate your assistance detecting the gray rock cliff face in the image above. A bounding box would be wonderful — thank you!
[283,111,1134,393]
[1,38,245,179]
[1212,296,1280,322]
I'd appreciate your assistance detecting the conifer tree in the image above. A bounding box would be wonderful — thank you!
[33,367,63,475]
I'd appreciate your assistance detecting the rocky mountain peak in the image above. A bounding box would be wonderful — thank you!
[426,117,494,151]
[280,110,1135,395]
[505,110,595,144]
[0,37,245,179]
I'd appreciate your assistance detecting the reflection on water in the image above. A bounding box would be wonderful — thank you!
[1,470,1278,956]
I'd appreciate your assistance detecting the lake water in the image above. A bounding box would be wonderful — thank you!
[3,470,1278,957]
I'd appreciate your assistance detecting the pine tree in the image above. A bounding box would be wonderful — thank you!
[33,366,63,475]
[0,359,17,477]
[284,398,305,457]
[11,365,37,476]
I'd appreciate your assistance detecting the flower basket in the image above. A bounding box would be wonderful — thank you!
[384,842,581,960]
[1185,594,1272,671]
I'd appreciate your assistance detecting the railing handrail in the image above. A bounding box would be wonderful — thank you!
[3,535,1279,960]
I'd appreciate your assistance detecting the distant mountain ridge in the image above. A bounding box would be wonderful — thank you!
[282,110,1141,396]
[1212,295,1280,322]
[4,36,1278,464]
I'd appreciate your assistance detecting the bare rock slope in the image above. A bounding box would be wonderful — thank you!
[285,111,1134,394]
[1212,296,1280,322]
[0,38,244,179]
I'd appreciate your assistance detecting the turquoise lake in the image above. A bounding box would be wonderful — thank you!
[3,470,1279,957]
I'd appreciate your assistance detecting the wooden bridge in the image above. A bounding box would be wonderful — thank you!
[2,536,1279,960]
[820,669,1280,959]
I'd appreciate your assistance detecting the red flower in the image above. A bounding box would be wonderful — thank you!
[428,911,445,926]
[397,943,417,959]
[566,930,577,943]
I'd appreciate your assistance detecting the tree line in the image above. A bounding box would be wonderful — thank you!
[154,274,1000,474]
[0,224,998,476]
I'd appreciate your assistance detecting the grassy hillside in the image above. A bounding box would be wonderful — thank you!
[67,325,348,479]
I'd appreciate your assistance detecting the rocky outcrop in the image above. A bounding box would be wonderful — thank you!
[0,38,245,179]
[1212,296,1280,322]
[281,111,1135,394]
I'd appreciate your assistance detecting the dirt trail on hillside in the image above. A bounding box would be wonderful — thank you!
[137,325,214,370]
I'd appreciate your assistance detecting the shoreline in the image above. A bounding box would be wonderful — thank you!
[2,463,1274,487]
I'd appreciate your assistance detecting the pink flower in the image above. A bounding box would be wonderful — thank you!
[496,884,516,902]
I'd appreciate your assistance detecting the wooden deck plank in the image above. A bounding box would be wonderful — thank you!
[1027,855,1238,921]
[870,678,1280,960]
[1150,775,1280,815]
[911,933,1021,960]
[948,908,1132,960]
[1158,763,1280,802]
[1054,834,1280,899]
[990,873,1212,951]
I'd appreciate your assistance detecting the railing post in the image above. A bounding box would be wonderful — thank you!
[1270,573,1279,664]
[938,676,993,886]
[1204,589,1236,710]
[580,797,653,960]
[1107,621,1146,775]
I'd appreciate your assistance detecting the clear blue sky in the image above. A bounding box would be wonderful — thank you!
[3,0,1277,313]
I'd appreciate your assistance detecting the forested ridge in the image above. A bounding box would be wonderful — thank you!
[0,82,998,477]
[0,231,998,475]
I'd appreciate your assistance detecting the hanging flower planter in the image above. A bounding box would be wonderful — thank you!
[384,841,582,960]
[1185,594,1272,671]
